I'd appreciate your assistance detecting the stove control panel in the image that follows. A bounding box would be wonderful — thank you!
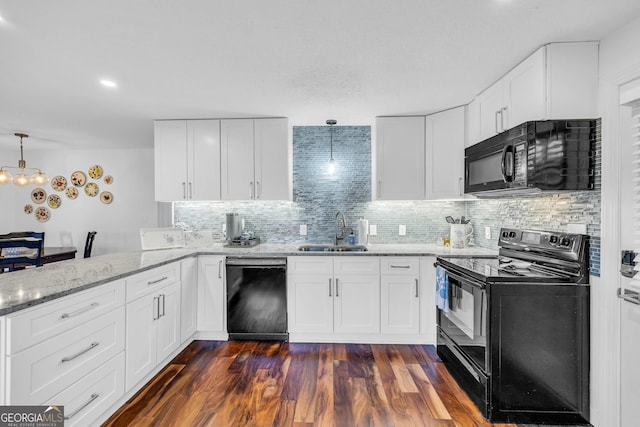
[499,228,583,251]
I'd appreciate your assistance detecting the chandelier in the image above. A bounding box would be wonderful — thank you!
[0,133,49,186]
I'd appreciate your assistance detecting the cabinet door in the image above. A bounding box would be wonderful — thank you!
[154,120,188,201]
[504,47,545,128]
[156,282,181,363]
[180,257,197,343]
[125,295,157,391]
[419,257,437,344]
[287,274,334,333]
[376,116,425,200]
[425,106,466,199]
[380,275,419,334]
[254,118,290,200]
[221,119,255,200]
[197,256,225,333]
[188,120,221,201]
[334,275,380,333]
[476,82,505,141]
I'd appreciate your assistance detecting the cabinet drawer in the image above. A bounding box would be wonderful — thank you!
[334,257,380,275]
[126,263,180,302]
[6,307,125,405]
[6,281,125,354]
[287,256,333,274]
[47,352,125,427]
[380,258,420,275]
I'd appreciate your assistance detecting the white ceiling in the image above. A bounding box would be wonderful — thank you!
[1,0,640,151]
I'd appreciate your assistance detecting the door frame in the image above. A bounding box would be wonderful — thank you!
[599,69,640,426]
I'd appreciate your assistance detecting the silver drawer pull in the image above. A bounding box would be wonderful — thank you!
[147,276,168,285]
[415,278,419,298]
[61,302,99,319]
[61,342,99,363]
[390,265,411,269]
[64,393,99,420]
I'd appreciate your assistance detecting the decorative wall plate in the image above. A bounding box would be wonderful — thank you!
[31,188,46,204]
[85,182,99,197]
[47,194,62,209]
[24,204,33,214]
[34,206,50,222]
[88,165,103,179]
[50,175,67,191]
[100,191,113,204]
[103,175,113,184]
[65,187,79,199]
[71,171,86,187]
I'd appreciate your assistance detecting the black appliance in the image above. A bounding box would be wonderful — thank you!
[435,228,590,424]
[226,257,288,341]
[465,119,596,197]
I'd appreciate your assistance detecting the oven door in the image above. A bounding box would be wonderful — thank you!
[437,268,488,373]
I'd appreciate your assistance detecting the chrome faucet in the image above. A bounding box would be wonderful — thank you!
[334,211,347,245]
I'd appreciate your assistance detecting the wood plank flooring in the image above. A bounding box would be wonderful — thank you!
[103,340,517,427]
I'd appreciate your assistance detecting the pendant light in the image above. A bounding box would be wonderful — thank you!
[0,133,48,186]
[327,119,337,174]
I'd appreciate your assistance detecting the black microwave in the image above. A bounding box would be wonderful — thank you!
[464,119,596,197]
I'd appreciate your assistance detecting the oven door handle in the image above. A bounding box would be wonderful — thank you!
[501,144,515,183]
[435,263,486,290]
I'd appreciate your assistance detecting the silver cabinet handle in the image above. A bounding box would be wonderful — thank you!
[61,302,99,319]
[148,276,168,285]
[249,182,254,198]
[189,182,193,199]
[153,296,159,320]
[390,265,411,269]
[182,182,186,199]
[329,278,332,297]
[495,110,501,134]
[458,177,463,196]
[218,259,223,279]
[64,393,99,420]
[256,181,261,199]
[160,294,166,317]
[501,107,508,131]
[415,278,419,298]
[61,342,99,363]
[618,288,640,305]
[336,278,339,297]
[378,180,382,198]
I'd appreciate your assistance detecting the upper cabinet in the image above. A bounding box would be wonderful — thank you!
[221,118,290,200]
[425,106,466,199]
[154,120,221,201]
[467,42,599,145]
[375,116,426,200]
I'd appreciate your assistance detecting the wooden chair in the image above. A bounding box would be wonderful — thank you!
[0,239,44,272]
[84,231,97,258]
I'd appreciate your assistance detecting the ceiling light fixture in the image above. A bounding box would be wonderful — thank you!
[327,119,337,174]
[0,133,48,187]
[100,79,117,88]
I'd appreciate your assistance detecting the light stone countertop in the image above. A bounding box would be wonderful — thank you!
[0,243,496,316]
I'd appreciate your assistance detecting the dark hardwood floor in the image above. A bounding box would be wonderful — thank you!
[103,340,517,427]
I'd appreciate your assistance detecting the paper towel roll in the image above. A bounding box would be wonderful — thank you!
[356,217,369,245]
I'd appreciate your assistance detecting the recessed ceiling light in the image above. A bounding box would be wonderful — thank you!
[100,79,117,88]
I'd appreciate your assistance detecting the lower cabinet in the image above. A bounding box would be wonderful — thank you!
[380,258,420,334]
[197,255,226,339]
[125,280,181,391]
[180,257,198,343]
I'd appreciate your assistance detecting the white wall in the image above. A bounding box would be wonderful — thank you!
[594,12,640,427]
[0,147,158,256]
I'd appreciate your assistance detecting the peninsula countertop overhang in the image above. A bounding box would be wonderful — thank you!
[0,243,497,316]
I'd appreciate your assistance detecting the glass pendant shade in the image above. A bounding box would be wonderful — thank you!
[14,172,30,187]
[0,169,12,184]
[31,171,49,185]
[0,133,47,186]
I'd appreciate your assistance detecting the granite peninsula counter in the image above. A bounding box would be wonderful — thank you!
[0,243,496,316]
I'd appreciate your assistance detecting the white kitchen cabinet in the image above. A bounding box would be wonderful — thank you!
[468,42,598,145]
[125,280,181,391]
[425,106,466,199]
[380,258,420,334]
[221,118,290,200]
[419,257,437,344]
[154,119,221,201]
[375,116,426,200]
[287,257,380,336]
[180,257,197,343]
[197,255,226,339]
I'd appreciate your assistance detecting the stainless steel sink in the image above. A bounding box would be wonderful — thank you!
[297,244,368,252]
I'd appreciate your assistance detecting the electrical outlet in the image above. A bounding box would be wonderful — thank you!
[369,224,377,236]
[399,225,406,236]
[485,226,491,240]
[299,224,307,236]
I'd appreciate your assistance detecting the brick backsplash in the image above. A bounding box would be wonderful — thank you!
[174,121,601,275]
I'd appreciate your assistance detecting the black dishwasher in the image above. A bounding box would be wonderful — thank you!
[226,257,288,341]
